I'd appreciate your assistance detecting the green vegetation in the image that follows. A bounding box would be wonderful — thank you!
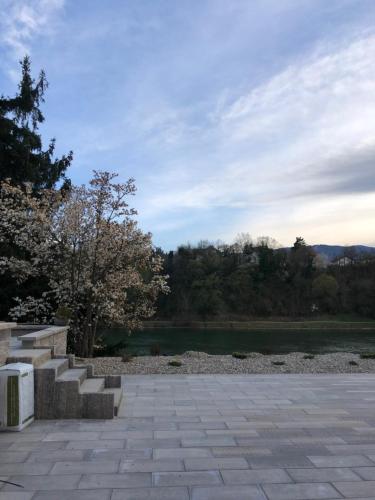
[0,57,73,320]
[168,360,182,367]
[360,353,375,359]
[0,56,72,191]
[232,352,248,359]
[156,236,375,321]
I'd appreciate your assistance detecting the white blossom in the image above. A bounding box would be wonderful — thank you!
[0,172,169,356]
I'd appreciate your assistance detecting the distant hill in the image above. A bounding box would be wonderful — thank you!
[312,245,375,262]
[281,244,375,262]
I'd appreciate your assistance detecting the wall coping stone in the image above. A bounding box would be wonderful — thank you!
[18,325,68,342]
[0,322,16,331]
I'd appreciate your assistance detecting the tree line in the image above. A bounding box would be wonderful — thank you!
[155,236,375,320]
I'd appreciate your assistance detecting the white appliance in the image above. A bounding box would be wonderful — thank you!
[0,363,34,431]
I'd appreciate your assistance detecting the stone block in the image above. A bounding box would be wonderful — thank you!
[191,485,267,500]
[153,470,222,487]
[111,487,189,500]
[221,468,292,484]
[263,482,341,499]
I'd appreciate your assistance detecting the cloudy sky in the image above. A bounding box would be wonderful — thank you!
[1,0,375,249]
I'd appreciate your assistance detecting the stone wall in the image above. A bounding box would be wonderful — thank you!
[20,326,68,355]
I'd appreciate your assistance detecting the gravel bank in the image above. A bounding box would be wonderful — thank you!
[81,351,375,375]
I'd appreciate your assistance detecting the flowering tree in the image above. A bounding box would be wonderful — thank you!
[0,171,168,357]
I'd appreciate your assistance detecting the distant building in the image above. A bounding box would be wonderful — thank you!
[249,251,259,266]
[332,256,354,267]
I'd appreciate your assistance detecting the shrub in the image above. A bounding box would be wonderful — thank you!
[303,354,315,360]
[348,360,358,366]
[360,353,375,359]
[94,338,128,357]
[168,360,182,367]
[232,352,248,359]
[272,361,285,366]
[150,343,161,356]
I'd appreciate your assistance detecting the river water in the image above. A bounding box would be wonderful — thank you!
[98,327,375,356]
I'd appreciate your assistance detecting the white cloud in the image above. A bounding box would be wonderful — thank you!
[140,30,375,246]
[0,0,64,58]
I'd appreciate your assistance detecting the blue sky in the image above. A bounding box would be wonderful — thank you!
[1,0,375,249]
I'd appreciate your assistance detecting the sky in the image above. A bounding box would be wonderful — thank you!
[1,0,375,250]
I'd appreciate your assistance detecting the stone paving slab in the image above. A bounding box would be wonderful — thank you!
[2,374,375,498]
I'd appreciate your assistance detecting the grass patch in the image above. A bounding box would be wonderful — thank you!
[168,359,182,367]
[272,361,285,366]
[360,353,375,359]
[232,352,248,359]
[348,360,358,366]
[303,354,315,360]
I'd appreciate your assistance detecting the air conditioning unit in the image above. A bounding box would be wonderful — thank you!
[0,363,34,431]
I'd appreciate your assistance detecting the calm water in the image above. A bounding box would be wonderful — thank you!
[98,327,375,355]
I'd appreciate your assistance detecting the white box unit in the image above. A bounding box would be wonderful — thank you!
[0,363,34,431]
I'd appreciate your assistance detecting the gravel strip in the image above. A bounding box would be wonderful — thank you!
[80,351,375,375]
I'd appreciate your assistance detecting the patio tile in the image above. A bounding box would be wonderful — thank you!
[2,474,81,491]
[66,439,125,450]
[0,452,29,464]
[50,460,119,474]
[184,457,249,470]
[0,494,35,500]
[154,448,212,459]
[0,463,52,476]
[333,480,375,498]
[111,487,189,499]
[262,482,341,499]
[43,432,100,442]
[78,472,151,489]
[153,470,222,486]
[287,467,361,482]
[308,454,374,467]
[26,450,84,463]
[191,485,267,500]
[221,468,292,484]
[120,459,184,472]
[32,491,111,500]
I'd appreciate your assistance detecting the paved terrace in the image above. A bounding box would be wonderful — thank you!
[2,375,375,499]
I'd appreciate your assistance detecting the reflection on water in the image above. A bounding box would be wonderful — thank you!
[98,327,375,356]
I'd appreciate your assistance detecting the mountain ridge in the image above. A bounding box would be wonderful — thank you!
[311,244,375,261]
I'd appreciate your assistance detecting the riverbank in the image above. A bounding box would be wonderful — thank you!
[83,351,375,375]
[143,319,375,329]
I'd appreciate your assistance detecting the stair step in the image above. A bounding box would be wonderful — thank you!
[7,348,51,367]
[56,368,87,384]
[39,358,69,376]
[103,388,123,416]
[80,378,105,393]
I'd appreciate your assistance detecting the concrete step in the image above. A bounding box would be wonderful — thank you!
[80,377,105,393]
[7,348,51,367]
[56,367,87,385]
[38,358,69,376]
[103,388,123,416]
[34,356,121,420]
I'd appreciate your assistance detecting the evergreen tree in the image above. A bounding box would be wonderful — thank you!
[0,56,72,190]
